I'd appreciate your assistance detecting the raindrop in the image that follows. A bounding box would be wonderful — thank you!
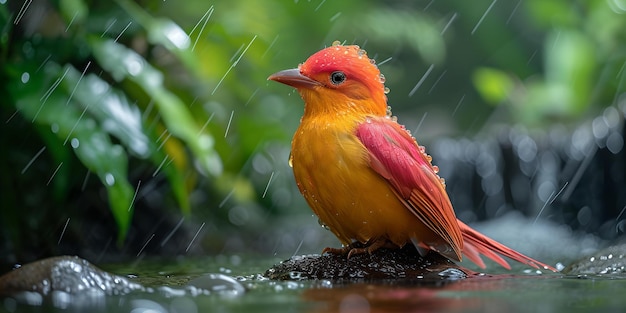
[318,219,330,230]
[537,181,556,202]
[186,222,205,252]
[51,123,60,133]
[409,64,434,97]
[383,86,390,94]
[136,233,155,257]
[21,146,46,174]
[189,6,214,51]
[58,218,70,245]
[357,49,366,57]
[21,72,30,83]
[66,61,91,106]
[224,110,234,138]
[219,189,235,208]
[160,217,184,247]
[212,35,257,95]
[332,40,341,47]
[101,18,117,37]
[379,73,385,83]
[288,154,293,168]
[413,112,428,134]
[128,180,141,212]
[329,12,342,22]
[428,69,447,94]
[13,0,32,25]
[114,21,132,43]
[70,138,80,148]
[452,94,466,117]
[262,171,275,198]
[471,0,498,35]
[314,0,327,11]
[105,173,115,186]
[378,56,392,66]
[441,12,458,35]
[437,268,466,280]
[46,162,63,186]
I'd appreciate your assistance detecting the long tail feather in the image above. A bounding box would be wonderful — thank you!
[458,220,558,272]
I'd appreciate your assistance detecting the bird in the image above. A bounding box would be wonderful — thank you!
[268,41,557,271]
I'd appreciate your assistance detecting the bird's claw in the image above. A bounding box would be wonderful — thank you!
[323,239,394,259]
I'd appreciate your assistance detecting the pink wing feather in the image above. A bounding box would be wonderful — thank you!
[355,117,464,261]
[356,116,557,271]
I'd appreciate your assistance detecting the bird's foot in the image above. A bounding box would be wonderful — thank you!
[323,239,396,259]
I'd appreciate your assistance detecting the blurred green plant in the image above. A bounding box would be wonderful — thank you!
[2,0,624,260]
[3,0,227,242]
[472,0,626,125]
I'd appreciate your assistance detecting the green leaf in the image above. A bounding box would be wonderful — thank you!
[61,65,192,214]
[349,9,445,65]
[59,0,89,26]
[113,0,197,70]
[63,67,151,158]
[544,29,595,115]
[89,37,223,176]
[11,64,135,242]
[472,67,515,105]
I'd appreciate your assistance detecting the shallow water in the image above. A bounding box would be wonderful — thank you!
[3,255,626,313]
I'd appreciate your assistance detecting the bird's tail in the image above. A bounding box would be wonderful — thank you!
[458,220,558,272]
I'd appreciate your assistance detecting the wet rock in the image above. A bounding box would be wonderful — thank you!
[265,245,469,282]
[0,255,145,296]
[186,273,246,297]
[563,242,626,275]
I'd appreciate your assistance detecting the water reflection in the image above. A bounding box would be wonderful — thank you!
[302,276,518,313]
[301,273,626,313]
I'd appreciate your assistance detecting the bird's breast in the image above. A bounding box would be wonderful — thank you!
[290,117,425,246]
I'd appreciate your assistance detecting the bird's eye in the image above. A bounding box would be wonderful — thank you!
[329,71,346,85]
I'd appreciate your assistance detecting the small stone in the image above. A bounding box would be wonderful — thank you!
[264,244,469,282]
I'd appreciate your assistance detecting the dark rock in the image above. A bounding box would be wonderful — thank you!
[563,242,626,275]
[265,245,470,282]
[0,255,145,296]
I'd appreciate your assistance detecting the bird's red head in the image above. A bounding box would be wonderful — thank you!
[269,41,389,116]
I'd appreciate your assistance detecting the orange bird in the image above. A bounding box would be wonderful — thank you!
[268,42,556,271]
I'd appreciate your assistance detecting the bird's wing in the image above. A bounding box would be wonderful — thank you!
[355,116,464,261]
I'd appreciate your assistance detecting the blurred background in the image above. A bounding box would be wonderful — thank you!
[1,0,625,266]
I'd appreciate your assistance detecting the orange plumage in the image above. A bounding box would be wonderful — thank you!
[269,42,556,271]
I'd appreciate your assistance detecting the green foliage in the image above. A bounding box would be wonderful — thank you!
[2,0,624,258]
[2,0,229,244]
[472,0,626,125]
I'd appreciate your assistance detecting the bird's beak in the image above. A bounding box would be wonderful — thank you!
[268,68,320,89]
